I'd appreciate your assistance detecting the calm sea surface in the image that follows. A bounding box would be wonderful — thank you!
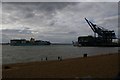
[2,45,118,64]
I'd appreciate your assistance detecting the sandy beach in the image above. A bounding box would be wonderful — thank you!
[2,53,120,79]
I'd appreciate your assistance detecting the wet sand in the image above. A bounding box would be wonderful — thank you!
[2,53,120,79]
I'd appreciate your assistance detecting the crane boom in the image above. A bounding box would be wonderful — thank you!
[84,18,116,39]
[85,18,96,32]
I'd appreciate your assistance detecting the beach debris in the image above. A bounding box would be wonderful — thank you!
[83,53,87,57]
[4,66,11,69]
[80,76,93,80]
[75,77,79,79]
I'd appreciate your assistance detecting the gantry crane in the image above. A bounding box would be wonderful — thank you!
[84,18,116,43]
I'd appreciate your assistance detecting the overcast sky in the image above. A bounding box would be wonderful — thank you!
[1,2,118,43]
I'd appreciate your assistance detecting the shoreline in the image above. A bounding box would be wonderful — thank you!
[2,52,120,78]
[2,52,118,65]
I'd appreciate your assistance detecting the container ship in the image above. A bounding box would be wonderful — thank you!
[10,38,51,46]
[73,18,119,47]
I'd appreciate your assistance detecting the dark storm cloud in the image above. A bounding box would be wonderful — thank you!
[2,2,77,23]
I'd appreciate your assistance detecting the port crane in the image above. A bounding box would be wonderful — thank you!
[84,18,116,43]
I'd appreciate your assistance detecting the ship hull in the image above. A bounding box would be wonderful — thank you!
[74,43,119,47]
[10,43,51,46]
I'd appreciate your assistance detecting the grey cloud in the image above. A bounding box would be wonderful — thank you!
[2,28,36,42]
[2,2,118,43]
[2,34,10,43]
[2,28,33,35]
[2,2,78,27]
[2,2,77,19]
[0,2,2,24]
[68,31,77,34]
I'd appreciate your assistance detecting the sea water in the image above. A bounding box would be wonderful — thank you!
[2,45,118,64]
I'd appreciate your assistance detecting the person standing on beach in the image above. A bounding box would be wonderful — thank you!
[60,56,62,61]
[46,57,47,61]
[58,56,62,61]
[58,56,60,60]
[41,58,43,61]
